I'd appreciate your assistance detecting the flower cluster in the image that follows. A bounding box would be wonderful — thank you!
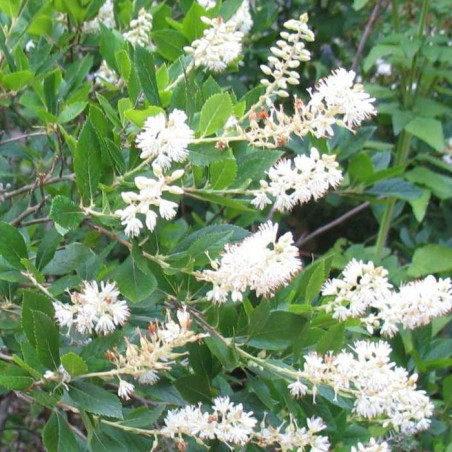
[184,16,244,72]
[82,0,115,34]
[228,0,253,34]
[135,110,194,171]
[94,60,122,88]
[163,396,257,446]
[251,147,343,211]
[260,13,314,98]
[115,169,184,237]
[53,281,129,335]
[123,8,154,48]
[108,308,207,399]
[321,259,452,336]
[351,438,391,452]
[163,396,329,450]
[290,340,433,433]
[256,416,330,451]
[306,68,377,131]
[196,221,301,303]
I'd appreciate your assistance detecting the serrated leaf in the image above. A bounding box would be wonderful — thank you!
[367,178,422,200]
[64,381,123,419]
[0,221,28,269]
[407,244,452,277]
[49,196,84,230]
[210,158,237,189]
[58,101,87,123]
[204,336,239,372]
[404,117,444,151]
[152,29,187,61]
[21,291,54,347]
[316,323,346,354]
[405,167,452,200]
[61,352,88,376]
[0,367,34,390]
[33,310,60,369]
[304,260,326,304]
[36,227,61,269]
[174,374,211,404]
[43,413,78,452]
[74,119,102,205]
[115,49,131,80]
[42,243,95,276]
[113,256,157,303]
[133,46,161,106]
[198,93,233,137]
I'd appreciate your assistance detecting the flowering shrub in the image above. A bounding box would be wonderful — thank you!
[0,0,451,451]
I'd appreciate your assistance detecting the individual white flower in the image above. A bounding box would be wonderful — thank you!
[123,8,154,48]
[83,0,115,33]
[117,379,135,400]
[252,148,343,211]
[196,221,301,302]
[24,40,35,52]
[115,170,185,237]
[375,58,392,76]
[288,379,308,398]
[184,17,244,72]
[136,110,194,170]
[53,281,129,335]
[43,365,71,390]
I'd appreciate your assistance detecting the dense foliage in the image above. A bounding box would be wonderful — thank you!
[0,0,451,451]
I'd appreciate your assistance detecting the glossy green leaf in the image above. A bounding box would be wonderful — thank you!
[33,311,60,369]
[174,374,211,404]
[408,244,452,277]
[210,158,237,189]
[133,46,161,105]
[405,167,452,200]
[198,93,233,137]
[404,117,445,151]
[43,413,78,452]
[49,195,84,230]
[0,222,28,269]
[61,352,88,377]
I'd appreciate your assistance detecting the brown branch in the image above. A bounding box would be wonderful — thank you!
[2,174,74,201]
[295,202,370,247]
[351,0,388,73]
[11,197,48,226]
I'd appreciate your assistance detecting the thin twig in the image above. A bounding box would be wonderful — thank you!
[295,202,370,247]
[11,197,48,226]
[351,0,387,73]
[2,174,74,201]
[0,131,49,145]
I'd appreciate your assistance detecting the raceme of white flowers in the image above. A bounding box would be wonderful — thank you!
[82,0,115,34]
[53,281,130,335]
[196,221,301,303]
[260,13,314,99]
[107,308,207,399]
[184,16,244,72]
[228,0,253,34]
[135,109,195,171]
[251,147,343,211]
[321,258,452,336]
[115,169,185,237]
[163,396,329,450]
[123,8,154,48]
[289,340,434,434]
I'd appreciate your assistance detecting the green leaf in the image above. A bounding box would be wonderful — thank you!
[353,0,371,10]
[61,352,88,377]
[174,374,211,404]
[248,311,308,350]
[210,158,237,189]
[133,46,161,106]
[115,49,131,80]
[198,93,233,137]
[218,0,243,20]
[304,260,326,304]
[0,0,21,17]
[182,3,209,41]
[407,244,452,277]
[187,191,255,212]
[408,189,431,222]
[152,30,187,61]
[348,152,374,184]
[21,291,54,347]
[204,336,239,372]
[43,413,78,452]
[124,106,164,128]
[188,143,232,166]
[316,323,346,354]
[0,369,33,390]
[74,119,102,205]
[58,101,87,123]
[99,24,125,70]
[121,406,166,428]
[113,256,157,303]
[64,381,123,419]
[0,221,28,269]
[405,167,452,200]
[49,196,84,230]
[33,311,60,369]
[2,70,33,90]
[42,243,95,276]
[404,117,445,151]
[367,178,423,200]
